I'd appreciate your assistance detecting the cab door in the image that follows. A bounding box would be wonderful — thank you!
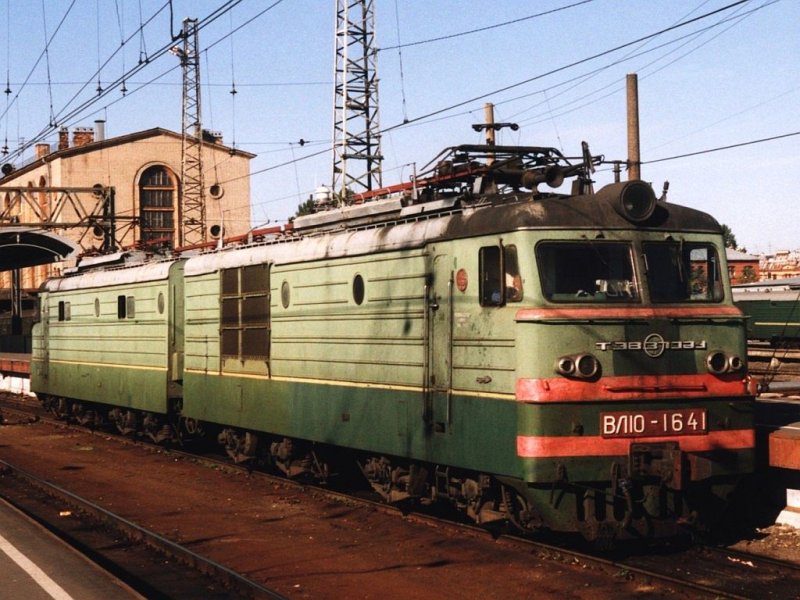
[32,294,50,383]
[425,250,453,433]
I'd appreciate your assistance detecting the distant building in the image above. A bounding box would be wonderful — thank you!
[726,248,760,284]
[0,124,255,290]
[760,250,800,280]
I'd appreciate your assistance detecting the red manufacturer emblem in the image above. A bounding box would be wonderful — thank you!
[456,268,468,292]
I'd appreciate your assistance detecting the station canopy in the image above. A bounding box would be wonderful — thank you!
[0,227,78,271]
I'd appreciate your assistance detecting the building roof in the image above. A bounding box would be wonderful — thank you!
[0,127,255,183]
[726,248,759,261]
[0,227,78,270]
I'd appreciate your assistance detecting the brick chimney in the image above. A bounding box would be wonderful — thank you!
[35,143,51,158]
[72,127,94,147]
[58,127,69,150]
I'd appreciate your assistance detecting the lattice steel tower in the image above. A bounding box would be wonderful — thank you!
[332,0,383,200]
[176,17,206,246]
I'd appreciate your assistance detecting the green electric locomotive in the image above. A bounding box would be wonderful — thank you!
[733,278,800,346]
[31,144,756,542]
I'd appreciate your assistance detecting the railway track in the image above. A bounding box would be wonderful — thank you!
[0,455,287,599]
[748,344,800,379]
[622,543,800,599]
[2,395,798,598]
[748,343,800,361]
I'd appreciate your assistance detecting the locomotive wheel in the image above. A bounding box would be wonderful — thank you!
[142,412,178,445]
[182,417,204,438]
[218,429,259,464]
[52,397,71,420]
[108,408,138,436]
[270,438,329,483]
[501,485,537,532]
[71,402,102,429]
[41,396,68,419]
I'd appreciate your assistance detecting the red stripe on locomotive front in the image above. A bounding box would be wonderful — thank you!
[516,429,755,458]
[516,373,750,402]
[515,305,744,321]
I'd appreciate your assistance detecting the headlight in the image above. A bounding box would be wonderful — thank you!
[556,356,575,376]
[596,180,657,223]
[575,354,599,378]
[619,181,656,222]
[727,355,743,372]
[706,351,743,374]
[556,353,599,379]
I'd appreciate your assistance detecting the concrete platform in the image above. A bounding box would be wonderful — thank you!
[0,497,143,599]
[0,352,29,377]
[0,352,31,395]
[768,421,800,470]
[776,489,800,528]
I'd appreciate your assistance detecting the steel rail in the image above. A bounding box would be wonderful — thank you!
[700,542,800,575]
[0,458,288,600]
[0,397,786,599]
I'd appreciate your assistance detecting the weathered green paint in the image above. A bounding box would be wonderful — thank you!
[735,295,800,342]
[516,318,747,381]
[31,260,185,413]
[33,360,169,413]
[183,371,521,476]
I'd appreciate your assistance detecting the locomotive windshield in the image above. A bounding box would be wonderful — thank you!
[537,241,638,302]
[643,241,723,303]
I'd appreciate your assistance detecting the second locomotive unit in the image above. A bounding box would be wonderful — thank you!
[733,277,800,346]
[30,143,756,542]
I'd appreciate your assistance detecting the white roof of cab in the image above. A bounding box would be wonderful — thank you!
[44,259,178,291]
[183,217,451,276]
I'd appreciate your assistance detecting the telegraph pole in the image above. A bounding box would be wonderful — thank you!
[626,73,641,181]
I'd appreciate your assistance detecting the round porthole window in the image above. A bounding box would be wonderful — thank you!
[94,298,100,317]
[209,183,224,199]
[281,281,291,308]
[352,274,365,305]
[157,292,165,314]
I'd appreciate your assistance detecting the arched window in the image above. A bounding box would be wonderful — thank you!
[139,165,177,247]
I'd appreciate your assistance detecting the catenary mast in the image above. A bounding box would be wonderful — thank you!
[331,0,383,203]
[175,17,206,246]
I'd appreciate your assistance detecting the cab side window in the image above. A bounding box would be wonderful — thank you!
[117,295,135,319]
[479,246,502,306]
[504,245,523,302]
[57,301,71,321]
[479,244,523,306]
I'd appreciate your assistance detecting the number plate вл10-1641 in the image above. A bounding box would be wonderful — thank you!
[600,409,708,438]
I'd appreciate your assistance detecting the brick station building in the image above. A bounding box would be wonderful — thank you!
[0,123,255,290]
[726,248,760,284]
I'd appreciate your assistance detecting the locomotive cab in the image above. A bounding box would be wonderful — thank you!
[507,181,754,540]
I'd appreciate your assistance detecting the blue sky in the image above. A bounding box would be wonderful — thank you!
[1,0,797,254]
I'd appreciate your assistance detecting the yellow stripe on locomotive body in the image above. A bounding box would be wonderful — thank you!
[182,368,515,400]
[733,278,800,345]
[30,144,756,541]
[36,358,168,372]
